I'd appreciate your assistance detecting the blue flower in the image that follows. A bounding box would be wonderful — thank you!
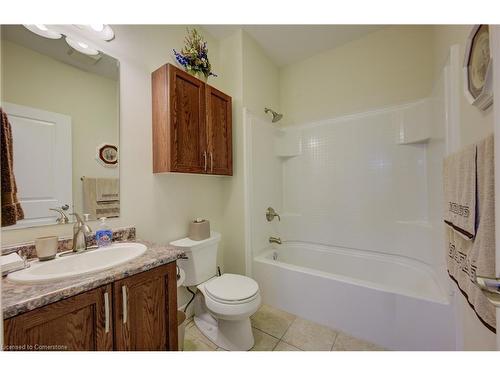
[173,49,188,67]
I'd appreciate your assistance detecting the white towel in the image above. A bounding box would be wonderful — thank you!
[1,252,25,273]
[96,178,119,202]
[443,143,476,240]
[82,177,120,220]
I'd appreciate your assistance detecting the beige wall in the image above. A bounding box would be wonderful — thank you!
[217,30,244,274]
[1,40,119,217]
[242,31,281,115]
[218,30,281,274]
[280,26,434,125]
[432,25,495,351]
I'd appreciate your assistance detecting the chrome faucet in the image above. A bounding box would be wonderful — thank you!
[269,236,282,245]
[71,213,92,252]
[266,207,281,222]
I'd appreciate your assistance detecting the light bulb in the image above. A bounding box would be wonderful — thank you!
[85,24,114,41]
[23,24,62,39]
[65,37,99,56]
[90,24,104,32]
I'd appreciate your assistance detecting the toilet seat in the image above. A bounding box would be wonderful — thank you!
[204,274,259,305]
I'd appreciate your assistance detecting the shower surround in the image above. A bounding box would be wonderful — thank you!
[243,52,460,349]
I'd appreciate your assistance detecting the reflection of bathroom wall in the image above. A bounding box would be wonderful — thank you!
[1,40,119,215]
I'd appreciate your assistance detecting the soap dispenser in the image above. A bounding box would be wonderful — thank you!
[96,217,113,247]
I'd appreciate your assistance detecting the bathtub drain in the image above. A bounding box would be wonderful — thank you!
[272,251,278,261]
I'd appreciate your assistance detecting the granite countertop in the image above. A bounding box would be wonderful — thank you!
[2,240,185,319]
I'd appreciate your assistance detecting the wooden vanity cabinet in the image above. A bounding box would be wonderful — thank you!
[3,262,178,351]
[152,63,233,175]
[3,284,113,351]
[113,262,178,351]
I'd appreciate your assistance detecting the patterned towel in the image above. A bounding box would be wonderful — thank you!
[446,134,496,332]
[1,108,24,227]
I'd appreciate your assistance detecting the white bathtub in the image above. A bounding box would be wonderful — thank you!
[253,242,457,350]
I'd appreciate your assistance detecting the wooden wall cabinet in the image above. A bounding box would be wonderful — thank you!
[152,63,232,175]
[4,262,178,351]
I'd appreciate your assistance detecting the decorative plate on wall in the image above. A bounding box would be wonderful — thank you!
[96,143,118,168]
[463,25,493,111]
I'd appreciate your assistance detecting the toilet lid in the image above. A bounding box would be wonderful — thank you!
[205,274,259,302]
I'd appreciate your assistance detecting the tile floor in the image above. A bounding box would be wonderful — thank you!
[183,304,386,351]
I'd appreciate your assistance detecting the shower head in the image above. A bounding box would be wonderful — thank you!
[264,107,283,123]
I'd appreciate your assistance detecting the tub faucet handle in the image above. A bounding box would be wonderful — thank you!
[269,236,282,245]
[266,207,281,222]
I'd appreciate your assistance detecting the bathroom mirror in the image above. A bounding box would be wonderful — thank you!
[1,25,120,230]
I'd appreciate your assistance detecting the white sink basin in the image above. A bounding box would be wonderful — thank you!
[8,242,147,284]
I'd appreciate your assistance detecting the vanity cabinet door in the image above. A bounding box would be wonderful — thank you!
[3,284,113,351]
[152,64,207,174]
[113,262,178,351]
[206,85,232,176]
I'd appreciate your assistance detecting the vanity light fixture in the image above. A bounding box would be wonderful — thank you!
[23,24,115,45]
[23,24,62,39]
[65,37,100,56]
[81,24,115,41]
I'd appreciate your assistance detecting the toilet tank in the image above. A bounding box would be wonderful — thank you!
[170,232,221,287]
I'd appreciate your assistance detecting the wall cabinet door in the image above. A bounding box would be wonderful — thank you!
[3,284,113,351]
[113,262,178,351]
[206,85,233,175]
[152,63,232,175]
[152,64,206,173]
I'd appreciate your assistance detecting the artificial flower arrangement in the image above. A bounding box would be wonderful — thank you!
[173,28,217,81]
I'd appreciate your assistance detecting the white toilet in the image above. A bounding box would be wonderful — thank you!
[170,232,261,351]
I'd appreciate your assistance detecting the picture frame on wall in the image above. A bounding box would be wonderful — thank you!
[96,143,118,168]
[463,24,493,111]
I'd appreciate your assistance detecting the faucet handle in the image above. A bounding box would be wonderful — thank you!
[50,207,69,224]
[266,207,281,222]
[269,236,282,245]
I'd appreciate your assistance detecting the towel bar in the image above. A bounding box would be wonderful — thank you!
[475,275,500,307]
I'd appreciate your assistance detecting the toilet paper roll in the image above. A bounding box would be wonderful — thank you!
[188,219,210,241]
